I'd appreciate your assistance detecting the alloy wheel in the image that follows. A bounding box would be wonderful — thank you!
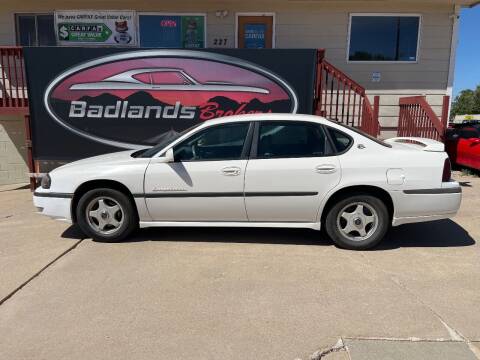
[336,201,378,241]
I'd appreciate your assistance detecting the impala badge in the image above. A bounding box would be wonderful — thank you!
[152,187,187,192]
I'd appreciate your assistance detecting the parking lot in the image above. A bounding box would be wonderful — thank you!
[1,172,479,360]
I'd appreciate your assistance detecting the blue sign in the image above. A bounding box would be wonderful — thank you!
[139,15,181,48]
[244,24,266,49]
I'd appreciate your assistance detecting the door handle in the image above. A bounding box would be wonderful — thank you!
[221,166,241,176]
[315,164,337,174]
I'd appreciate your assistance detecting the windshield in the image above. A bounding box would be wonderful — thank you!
[132,123,203,158]
[327,120,392,148]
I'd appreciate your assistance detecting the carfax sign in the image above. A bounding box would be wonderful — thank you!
[55,10,137,46]
[24,48,316,160]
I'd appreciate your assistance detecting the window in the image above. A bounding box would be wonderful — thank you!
[326,127,353,153]
[174,123,250,161]
[327,120,392,148]
[132,71,192,85]
[151,72,192,85]
[16,14,56,46]
[139,14,206,48]
[458,128,480,139]
[256,122,331,159]
[348,15,420,62]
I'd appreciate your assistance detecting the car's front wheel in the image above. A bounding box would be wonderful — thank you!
[325,194,389,250]
[76,188,138,242]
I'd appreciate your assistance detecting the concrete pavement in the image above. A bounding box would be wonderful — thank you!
[0,173,479,359]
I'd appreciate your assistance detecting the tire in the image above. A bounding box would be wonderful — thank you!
[76,188,138,242]
[325,194,389,250]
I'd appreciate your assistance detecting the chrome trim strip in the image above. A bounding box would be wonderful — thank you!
[137,191,318,198]
[33,192,73,198]
[245,192,318,197]
[403,187,462,195]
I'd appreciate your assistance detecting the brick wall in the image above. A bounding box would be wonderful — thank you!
[0,116,28,185]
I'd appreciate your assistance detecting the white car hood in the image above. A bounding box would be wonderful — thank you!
[53,150,142,171]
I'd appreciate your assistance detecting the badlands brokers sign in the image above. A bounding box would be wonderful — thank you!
[24,47,317,160]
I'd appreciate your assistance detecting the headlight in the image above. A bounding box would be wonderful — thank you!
[41,174,51,189]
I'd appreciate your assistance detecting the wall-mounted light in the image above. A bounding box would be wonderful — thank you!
[215,10,228,18]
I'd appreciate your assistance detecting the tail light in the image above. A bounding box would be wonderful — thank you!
[442,158,451,182]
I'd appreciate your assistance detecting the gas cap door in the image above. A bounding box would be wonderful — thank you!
[387,168,406,185]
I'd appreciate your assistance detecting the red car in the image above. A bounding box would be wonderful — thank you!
[445,123,480,170]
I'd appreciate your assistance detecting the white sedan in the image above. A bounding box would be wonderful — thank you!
[33,114,462,250]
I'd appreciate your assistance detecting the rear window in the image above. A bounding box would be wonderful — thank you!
[327,120,392,148]
[326,127,353,153]
[458,127,480,139]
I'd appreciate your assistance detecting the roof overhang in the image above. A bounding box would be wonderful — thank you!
[285,0,479,7]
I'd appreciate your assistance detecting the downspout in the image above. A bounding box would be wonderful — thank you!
[447,1,480,119]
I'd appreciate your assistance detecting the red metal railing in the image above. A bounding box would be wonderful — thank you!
[361,96,380,137]
[0,47,28,112]
[398,95,450,142]
[314,52,380,137]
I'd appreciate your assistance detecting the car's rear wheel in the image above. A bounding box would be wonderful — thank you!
[325,194,389,250]
[76,188,138,242]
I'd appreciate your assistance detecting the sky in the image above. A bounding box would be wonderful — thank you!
[453,6,480,98]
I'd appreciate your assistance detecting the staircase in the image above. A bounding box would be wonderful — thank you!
[314,50,380,137]
[398,95,450,142]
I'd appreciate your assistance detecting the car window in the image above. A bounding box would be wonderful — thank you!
[326,127,353,153]
[256,122,331,159]
[135,123,203,158]
[326,120,391,148]
[458,127,479,139]
[174,123,250,161]
[151,71,191,85]
[132,72,151,84]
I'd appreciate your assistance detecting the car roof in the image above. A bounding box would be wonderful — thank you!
[202,113,330,126]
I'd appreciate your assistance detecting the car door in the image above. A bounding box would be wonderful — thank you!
[144,122,253,221]
[244,121,341,222]
[456,127,480,168]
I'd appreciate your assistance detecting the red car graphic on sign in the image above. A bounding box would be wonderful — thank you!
[69,68,270,94]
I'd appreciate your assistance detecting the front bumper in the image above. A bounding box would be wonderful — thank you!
[391,182,462,226]
[33,191,73,222]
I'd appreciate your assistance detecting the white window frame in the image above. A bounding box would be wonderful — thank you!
[14,12,56,46]
[137,12,207,48]
[346,13,422,64]
[235,12,276,49]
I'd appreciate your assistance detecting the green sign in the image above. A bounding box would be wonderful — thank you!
[181,16,205,48]
[57,23,112,42]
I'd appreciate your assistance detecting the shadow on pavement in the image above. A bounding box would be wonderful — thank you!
[0,184,30,192]
[123,227,326,246]
[378,219,475,250]
[62,219,475,250]
[61,225,86,240]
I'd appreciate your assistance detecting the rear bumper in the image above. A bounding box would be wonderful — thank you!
[391,182,462,226]
[33,191,73,222]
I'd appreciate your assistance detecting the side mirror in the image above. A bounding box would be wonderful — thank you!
[152,148,174,163]
[164,148,175,162]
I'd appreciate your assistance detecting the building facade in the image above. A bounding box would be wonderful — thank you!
[0,0,476,185]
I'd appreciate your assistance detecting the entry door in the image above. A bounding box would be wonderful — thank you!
[244,121,341,222]
[144,122,252,221]
[237,15,273,49]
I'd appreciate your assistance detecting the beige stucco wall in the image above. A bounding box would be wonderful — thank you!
[0,0,457,140]
[0,116,28,185]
